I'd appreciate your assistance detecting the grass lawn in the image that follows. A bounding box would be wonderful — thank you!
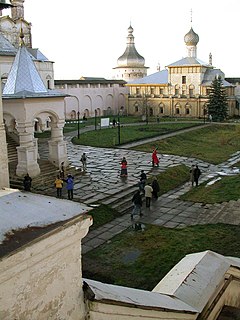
[82,223,240,290]
[133,124,240,164]
[72,122,200,148]
[180,174,240,203]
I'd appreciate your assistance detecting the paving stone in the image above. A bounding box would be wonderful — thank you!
[35,127,240,254]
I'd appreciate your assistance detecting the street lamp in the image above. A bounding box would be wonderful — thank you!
[146,102,149,125]
[118,112,120,145]
[77,111,80,139]
[95,109,97,130]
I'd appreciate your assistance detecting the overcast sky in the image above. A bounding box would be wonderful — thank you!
[12,0,240,80]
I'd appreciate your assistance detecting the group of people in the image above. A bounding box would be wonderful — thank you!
[120,148,160,179]
[55,153,88,200]
[131,170,160,220]
[54,173,74,200]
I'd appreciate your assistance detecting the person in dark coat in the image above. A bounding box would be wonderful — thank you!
[151,178,160,199]
[131,190,143,220]
[193,165,201,186]
[23,173,32,191]
[139,170,147,193]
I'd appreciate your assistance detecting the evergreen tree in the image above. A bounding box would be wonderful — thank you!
[207,76,228,121]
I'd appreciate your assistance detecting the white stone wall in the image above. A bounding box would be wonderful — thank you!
[55,84,128,119]
[114,67,147,82]
[0,216,92,320]
[88,302,197,319]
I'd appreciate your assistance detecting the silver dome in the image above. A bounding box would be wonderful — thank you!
[117,25,145,67]
[184,27,199,46]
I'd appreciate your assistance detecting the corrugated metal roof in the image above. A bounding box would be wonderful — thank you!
[201,69,234,87]
[0,33,17,56]
[167,57,210,68]
[27,48,50,62]
[2,42,65,98]
[83,278,197,313]
[127,69,168,85]
[3,43,48,95]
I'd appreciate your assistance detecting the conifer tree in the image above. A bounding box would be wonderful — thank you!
[207,76,228,121]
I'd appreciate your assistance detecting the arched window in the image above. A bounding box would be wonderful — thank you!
[185,103,191,115]
[159,103,164,114]
[175,85,179,96]
[189,84,195,97]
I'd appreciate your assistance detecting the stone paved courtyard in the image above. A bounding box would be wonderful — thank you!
[37,127,240,254]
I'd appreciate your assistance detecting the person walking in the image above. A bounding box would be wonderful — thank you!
[151,178,160,199]
[59,161,65,179]
[54,175,63,198]
[152,148,159,167]
[64,174,74,200]
[193,165,201,186]
[144,183,153,208]
[139,170,147,193]
[189,164,195,186]
[131,190,143,220]
[80,152,87,171]
[120,157,128,177]
[23,173,32,191]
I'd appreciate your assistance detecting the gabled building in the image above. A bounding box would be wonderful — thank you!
[2,31,68,176]
[126,27,236,119]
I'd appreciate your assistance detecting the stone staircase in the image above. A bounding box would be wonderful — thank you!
[6,134,18,163]
[101,186,140,215]
[9,160,83,194]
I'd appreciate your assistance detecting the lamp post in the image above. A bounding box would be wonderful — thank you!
[77,111,80,139]
[118,112,120,145]
[146,102,148,125]
[203,108,206,124]
[95,109,97,130]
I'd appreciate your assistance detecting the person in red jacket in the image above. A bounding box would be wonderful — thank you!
[152,148,159,167]
[120,157,128,177]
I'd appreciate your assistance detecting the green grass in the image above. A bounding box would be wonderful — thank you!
[72,123,200,147]
[88,205,121,229]
[82,223,240,290]
[134,124,240,164]
[180,174,240,203]
[147,164,190,195]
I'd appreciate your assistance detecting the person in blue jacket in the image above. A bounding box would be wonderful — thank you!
[64,174,74,200]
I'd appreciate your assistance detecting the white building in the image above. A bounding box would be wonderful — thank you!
[113,25,148,82]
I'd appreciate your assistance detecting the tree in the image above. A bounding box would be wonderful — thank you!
[207,76,228,122]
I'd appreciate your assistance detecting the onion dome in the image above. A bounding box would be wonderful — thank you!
[184,27,199,46]
[117,25,145,67]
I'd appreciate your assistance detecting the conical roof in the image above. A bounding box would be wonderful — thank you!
[117,25,145,67]
[3,35,66,98]
[3,40,48,95]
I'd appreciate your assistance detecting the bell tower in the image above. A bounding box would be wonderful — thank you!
[11,0,24,20]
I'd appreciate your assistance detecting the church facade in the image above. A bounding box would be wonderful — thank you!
[126,27,237,119]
